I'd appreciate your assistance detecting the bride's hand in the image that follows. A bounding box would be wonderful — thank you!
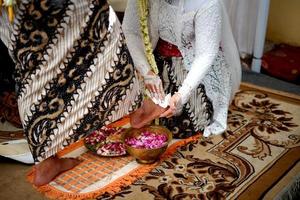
[160,92,183,118]
[144,71,165,100]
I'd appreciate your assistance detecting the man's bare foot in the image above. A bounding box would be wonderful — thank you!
[130,99,167,128]
[33,156,82,186]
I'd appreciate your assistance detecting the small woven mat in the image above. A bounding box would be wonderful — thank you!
[53,153,135,194]
[27,117,198,200]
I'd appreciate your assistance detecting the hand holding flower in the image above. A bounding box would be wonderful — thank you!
[160,92,183,118]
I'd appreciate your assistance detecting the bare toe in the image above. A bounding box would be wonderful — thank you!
[33,157,82,186]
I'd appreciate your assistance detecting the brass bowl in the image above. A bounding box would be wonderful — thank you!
[122,125,173,164]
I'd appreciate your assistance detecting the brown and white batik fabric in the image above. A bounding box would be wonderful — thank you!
[0,0,142,162]
[155,52,214,139]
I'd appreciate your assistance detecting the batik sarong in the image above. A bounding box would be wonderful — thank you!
[0,0,142,162]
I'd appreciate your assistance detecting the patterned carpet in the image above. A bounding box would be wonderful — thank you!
[2,83,300,199]
[95,83,300,200]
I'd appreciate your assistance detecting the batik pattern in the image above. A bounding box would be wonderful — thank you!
[9,0,142,162]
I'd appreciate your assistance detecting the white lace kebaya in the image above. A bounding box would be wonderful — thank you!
[123,0,241,137]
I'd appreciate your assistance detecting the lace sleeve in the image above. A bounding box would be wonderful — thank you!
[178,0,222,104]
[122,0,151,77]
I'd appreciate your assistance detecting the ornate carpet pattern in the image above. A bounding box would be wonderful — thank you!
[28,84,300,200]
[96,83,300,200]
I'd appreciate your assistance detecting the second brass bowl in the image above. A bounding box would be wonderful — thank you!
[122,125,173,164]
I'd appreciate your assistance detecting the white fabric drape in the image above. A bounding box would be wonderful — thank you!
[224,0,260,57]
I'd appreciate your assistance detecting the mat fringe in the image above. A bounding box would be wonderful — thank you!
[27,134,200,200]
